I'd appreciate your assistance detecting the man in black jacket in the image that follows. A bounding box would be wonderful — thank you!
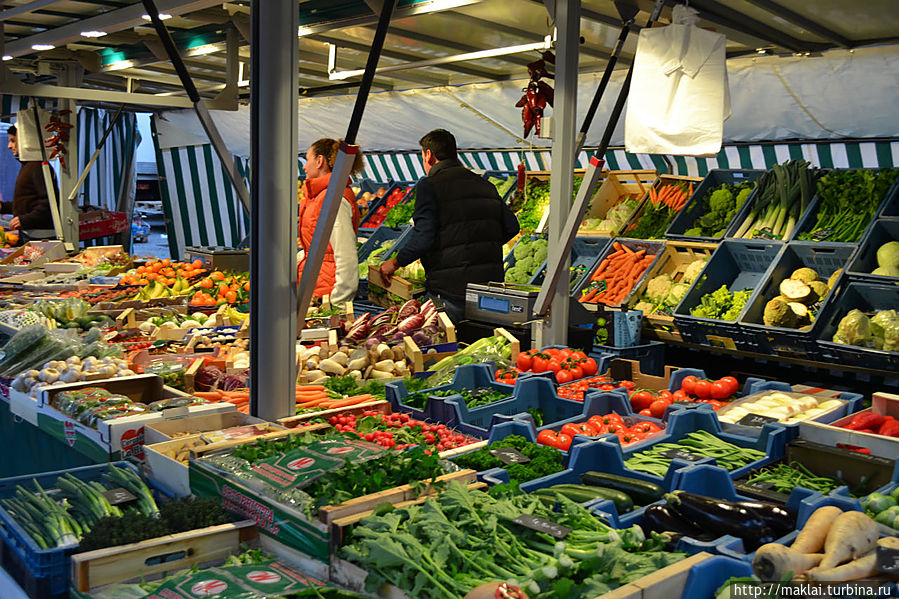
[380,129,519,323]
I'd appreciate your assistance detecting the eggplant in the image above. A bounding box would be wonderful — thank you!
[666,491,777,551]
[642,504,715,540]
[733,500,796,537]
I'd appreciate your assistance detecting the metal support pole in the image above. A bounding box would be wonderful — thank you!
[141,0,250,211]
[250,0,299,421]
[56,63,81,250]
[538,0,580,347]
[67,106,122,207]
[535,0,666,318]
[296,0,396,325]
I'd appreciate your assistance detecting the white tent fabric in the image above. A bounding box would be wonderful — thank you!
[155,45,899,155]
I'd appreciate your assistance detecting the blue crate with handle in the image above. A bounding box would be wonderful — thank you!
[740,242,857,358]
[847,218,899,283]
[665,169,766,243]
[816,281,899,371]
[789,168,899,242]
[674,239,784,350]
[589,340,666,376]
[0,461,143,597]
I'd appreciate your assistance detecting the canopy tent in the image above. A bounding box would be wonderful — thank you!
[153,45,899,155]
[76,108,140,212]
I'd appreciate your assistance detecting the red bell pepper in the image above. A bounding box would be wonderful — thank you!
[877,418,899,437]
[845,412,887,431]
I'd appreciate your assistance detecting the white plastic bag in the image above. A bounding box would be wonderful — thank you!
[15,104,52,162]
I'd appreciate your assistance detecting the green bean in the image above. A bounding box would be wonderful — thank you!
[625,430,765,476]
[745,461,842,494]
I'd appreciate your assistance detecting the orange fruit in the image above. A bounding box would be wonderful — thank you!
[192,259,203,269]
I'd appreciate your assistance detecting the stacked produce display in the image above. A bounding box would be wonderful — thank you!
[0,161,898,599]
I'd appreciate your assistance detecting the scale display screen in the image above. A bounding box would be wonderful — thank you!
[479,295,511,314]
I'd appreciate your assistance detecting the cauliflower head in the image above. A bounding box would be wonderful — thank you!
[665,283,690,308]
[833,309,873,346]
[682,258,708,285]
[645,274,673,303]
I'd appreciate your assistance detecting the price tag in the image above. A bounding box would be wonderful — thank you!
[513,514,571,539]
[736,413,780,427]
[754,227,780,240]
[661,449,705,462]
[810,228,834,241]
[490,447,530,465]
[745,480,776,491]
[875,546,899,575]
[102,487,138,506]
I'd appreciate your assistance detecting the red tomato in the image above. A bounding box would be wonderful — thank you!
[673,389,688,401]
[547,359,562,374]
[587,415,607,430]
[719,376,739,397]
[680,375,697,395]
[580,357,598,376]
[710,380,731,400]
[693,380,712,399]
[649,399,669,419]
[631,421,663,434]
[638,408,653,416]
[557,348,573,360]
[631,390,656,412]
[531,354,551,373]
[600,413,625,426]
[620,380,636,391]
[516,351,533,371]
[621,431,645,444]
[561,422,598,437]
[660,389,674,401]
[556,369,574,384]
[568,364,584,380]
[536,430,573,450]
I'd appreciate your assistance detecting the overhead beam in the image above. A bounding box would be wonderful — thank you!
[0,0,63,22]
[5,0,224,58]
[311,33,508,80]
[740,0,853,47]
[297,0,484,37]
[369,23,532,67]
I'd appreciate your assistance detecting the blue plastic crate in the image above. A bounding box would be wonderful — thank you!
[680,554,754,599]
[572,238,667,307]
[531,237,612,293]
[665,170,766,243]
[674,240,784,350]
[817,281,899,371]
[790,168,899,242]
[847,218,899,283]
[740,242,857,358]
[589,340,666,376]
[0,462,142,597]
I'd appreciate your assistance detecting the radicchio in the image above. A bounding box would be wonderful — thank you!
[344,313,372,341]
[397,313,424,333]
[193,365,225,391]
[221,371,249,391]
[397,299,421,320]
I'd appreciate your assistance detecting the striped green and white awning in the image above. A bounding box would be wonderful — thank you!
[152,115,249,259]
[362,140,899,181]
[76,108,139,211]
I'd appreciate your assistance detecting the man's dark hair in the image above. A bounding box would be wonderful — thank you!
[419,129,457,161]
[7,125,15,137]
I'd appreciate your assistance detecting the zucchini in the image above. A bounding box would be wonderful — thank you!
[580,471,664,505]
[536,484,633,514]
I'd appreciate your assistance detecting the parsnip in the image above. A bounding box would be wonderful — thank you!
[752,544,823,581]
[791,505,842,553]
[807,553,875,582]
[817,510,879,570]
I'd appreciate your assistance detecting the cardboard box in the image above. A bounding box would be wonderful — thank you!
[145,411,280,444]
[1,240,67,269]
[799,392,899,459]
[29,375,235,461]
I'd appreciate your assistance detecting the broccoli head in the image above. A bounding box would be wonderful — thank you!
[645,274,673,303]
[504,265,530,284]
[532,240,549,264]
[513,239,533,260]
[515,256,535,273]
[708,188,735,213]
[833,309,873,346]
[735,187,753,206]
[684,227,703,237]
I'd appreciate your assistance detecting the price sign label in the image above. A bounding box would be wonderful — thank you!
[102,487,138,506]
[661,449,705,462]
[875,546,899,575]
[490,447,530,465]
[736,413,780,428]
[745,480,775,491]
[810,228,834,241]
[513,514,571,539]
[754,227,780,240]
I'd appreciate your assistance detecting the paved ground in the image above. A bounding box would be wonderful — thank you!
[131,226,172,260]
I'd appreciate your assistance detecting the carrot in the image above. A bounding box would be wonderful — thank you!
[612,241,623,252]
[296,394,328,404]
[194,391,223,400]
[791,505,842,553]
[296,385,325,391]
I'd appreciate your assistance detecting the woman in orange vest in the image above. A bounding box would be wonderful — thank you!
[298,138,364,304]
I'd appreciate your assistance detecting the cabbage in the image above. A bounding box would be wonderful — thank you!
[877,240,899,268]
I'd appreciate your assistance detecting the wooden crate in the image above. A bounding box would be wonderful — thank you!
[620,175,704,239]
[70,520,258,592]
[278,400,392,429]
[627,240,718,342]
[367,264,423,300]
[191,422,331,459]
[579,170,658,237]
[518,169,588,233]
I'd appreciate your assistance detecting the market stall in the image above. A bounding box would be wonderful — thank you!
[1,0,899,597]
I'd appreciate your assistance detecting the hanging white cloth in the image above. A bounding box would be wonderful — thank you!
[625,5,730,156]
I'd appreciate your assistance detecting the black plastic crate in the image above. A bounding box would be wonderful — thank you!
[740,242,856,358]
[846,218,899,283]
[482,170,518,202]
[790,168,899,243]
[674,239,784,350]
[817,281,899,371]
[532,236,611,293]
[572,238,666,307]
[664,169,765,243]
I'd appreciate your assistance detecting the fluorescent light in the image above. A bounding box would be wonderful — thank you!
[2,55,12,61]
[188,45,219,56]
[31,44,55,51]
[141,13,172,21]
[81,30,107,38]
[105,59,137,71]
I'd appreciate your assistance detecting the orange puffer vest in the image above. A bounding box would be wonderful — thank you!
[297,173,360,298]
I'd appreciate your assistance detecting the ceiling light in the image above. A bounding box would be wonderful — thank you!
[756,48,766,54]
[81,30,107,38]
[141,13,172,21]
[2,55,12,61]
[31,44,55,51]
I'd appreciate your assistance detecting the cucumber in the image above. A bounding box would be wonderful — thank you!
[536,484,633,513]
[580,471,664,505]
